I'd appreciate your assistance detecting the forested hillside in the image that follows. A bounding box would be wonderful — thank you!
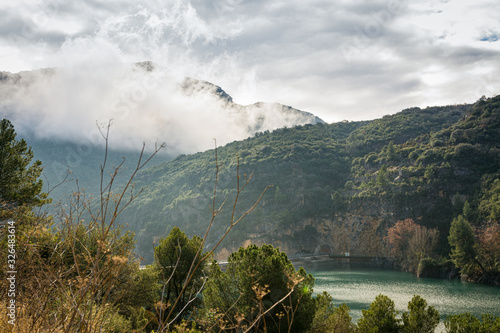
[121,96,500,283]
[2,97,499,333]
[25,136,173,204]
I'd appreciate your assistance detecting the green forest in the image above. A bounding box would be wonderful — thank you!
[117,96,500,286]
[1,95,500,332]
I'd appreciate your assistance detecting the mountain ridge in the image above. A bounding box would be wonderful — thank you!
[118,97,499,264]
[0,62,325,147]
[2,64,498,282]
[0,63,325,203]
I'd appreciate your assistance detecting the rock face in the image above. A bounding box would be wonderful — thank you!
[314,244,332,255]
[181,77,325,133]
[269,199,395,257]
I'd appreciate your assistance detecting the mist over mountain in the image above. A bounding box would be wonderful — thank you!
[0,62,323,156]
[0,62,324,203]
[115,95,500,270]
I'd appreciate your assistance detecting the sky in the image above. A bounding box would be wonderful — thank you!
[0,0,499,151]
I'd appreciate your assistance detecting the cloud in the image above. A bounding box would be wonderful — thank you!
[0,0,499,126]
[479,29,499,43]
[0,63,321,154]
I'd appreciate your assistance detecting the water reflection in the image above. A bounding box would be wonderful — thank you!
[312,268,500,323]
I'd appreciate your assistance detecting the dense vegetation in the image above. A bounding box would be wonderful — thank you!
[124,102,468,259]
[104,96,500,286]
[0,119,49,211]
[25,135,172,205]
[1,115,500,332]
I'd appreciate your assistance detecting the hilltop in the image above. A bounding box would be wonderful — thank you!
[120,96,500,268]
[0,62,324,203]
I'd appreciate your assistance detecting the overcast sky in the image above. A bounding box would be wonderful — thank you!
[1,0,499,124]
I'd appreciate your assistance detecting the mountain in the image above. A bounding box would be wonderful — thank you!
[0,62,324,149]
[2,65,498,280]
[25,136,173,204]
[0,62,324,203]
[114,96,500,265]
[181,76,325,132]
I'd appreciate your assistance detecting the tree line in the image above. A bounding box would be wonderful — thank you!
[1,118,500,332]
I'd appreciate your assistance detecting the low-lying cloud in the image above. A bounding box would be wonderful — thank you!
[1,0,499,127]
[0,62,321,154]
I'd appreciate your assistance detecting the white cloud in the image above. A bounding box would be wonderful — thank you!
[0,63,321,154]
[0,0,499,126]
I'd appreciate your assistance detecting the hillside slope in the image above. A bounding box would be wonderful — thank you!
[1,63,324,204]
[118,98,495,262]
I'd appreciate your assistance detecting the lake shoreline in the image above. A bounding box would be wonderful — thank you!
[310,268,500,328]
[291,255,500,287]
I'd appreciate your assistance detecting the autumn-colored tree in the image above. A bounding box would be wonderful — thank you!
[385,219,417,258]
[385,219,439,272]
[476,223,500,275]
[408,226,439,262]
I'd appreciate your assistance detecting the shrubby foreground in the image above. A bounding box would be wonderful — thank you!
[1,118,499,332]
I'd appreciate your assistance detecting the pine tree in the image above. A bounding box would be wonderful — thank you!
[154,227,206,322]
[204,244,316,333]
[448,215,484,276]
[0,119,48,212]
[402,295,440,333]
[357,294,401,333]
[377,164,389,187]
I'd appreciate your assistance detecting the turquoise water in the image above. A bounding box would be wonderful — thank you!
[312,268,500,328]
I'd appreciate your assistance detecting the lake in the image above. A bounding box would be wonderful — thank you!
[311,268,500,330]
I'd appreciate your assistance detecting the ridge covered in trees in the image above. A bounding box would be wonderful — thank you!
[113,96,500,285]
[1,94,500,332]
